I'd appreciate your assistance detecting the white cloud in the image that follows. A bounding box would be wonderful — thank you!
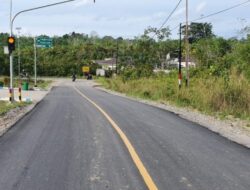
[196,1,207,13]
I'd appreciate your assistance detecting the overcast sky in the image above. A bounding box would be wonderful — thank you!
[0,0,249,38]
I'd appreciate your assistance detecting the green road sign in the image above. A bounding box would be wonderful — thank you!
[36,37,52,48]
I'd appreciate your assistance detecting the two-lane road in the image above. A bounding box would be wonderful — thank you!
[0,80,249,190]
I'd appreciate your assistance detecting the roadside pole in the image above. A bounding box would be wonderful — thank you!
[17,34,20,78]
[34,37,37,87]
[9,54,14,101]
[178,23,182,89]
[116,39,118,74]
[9,0,14,102]
[185,0,190,87]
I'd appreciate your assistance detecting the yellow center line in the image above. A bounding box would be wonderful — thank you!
[74,86,158,190]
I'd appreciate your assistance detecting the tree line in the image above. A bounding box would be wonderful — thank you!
[0,22,249,81]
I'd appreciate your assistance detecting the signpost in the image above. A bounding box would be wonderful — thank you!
[34,37,52,86]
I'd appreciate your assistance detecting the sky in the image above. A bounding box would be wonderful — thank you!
[0,0,249,39]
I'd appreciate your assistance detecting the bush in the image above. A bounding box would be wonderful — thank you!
[105,70,112,78]
[121,65,154,81]
[3,77,10,87]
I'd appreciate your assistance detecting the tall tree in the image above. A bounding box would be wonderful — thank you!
[182,22,214,43]
[144,26,171,41]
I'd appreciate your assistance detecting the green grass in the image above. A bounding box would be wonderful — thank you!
[97,72,250,120]
[34,79,52,90]
[0,101,31,116]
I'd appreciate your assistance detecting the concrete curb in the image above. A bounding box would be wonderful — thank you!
[0,86,53,137]
[93,84,250,149]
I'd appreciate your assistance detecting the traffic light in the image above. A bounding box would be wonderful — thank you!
[8,36,15,54]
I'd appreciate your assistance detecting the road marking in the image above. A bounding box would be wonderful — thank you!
[74,86,158,190]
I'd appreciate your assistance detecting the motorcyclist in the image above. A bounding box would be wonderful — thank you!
[72,73,76,82]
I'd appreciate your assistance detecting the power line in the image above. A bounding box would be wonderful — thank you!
[152,0,183,39]
[159,0,183,30]
[192,0,250,22]
[169,0,250,33]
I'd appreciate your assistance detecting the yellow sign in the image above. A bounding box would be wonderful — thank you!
[82,66,90,73]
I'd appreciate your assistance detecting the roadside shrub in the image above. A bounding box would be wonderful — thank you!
[121,65,154,81]
[105,70,112,78]
[3,77,10,87]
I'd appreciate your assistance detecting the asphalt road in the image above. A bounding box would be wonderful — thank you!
[0,81,250,190]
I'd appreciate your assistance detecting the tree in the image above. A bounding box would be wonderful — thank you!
[144,26,171,41]
[182,22,214,43]
[191,37,232,69]
[226,36,250,79]
[239,25,250,39]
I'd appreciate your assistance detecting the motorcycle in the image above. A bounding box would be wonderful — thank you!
[72,74,76,82]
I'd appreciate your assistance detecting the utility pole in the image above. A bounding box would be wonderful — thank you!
[185,0,190,87]
[116,39,118,74]
[34,37,37,87]
[178,23,182,89]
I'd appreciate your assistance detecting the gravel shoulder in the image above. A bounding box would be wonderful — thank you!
[90,80,250,148]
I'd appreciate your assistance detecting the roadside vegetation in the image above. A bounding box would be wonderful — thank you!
[97,23,250,120]
[0,101,30,116]
[98,69,250,120]
[35,79,52,90]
